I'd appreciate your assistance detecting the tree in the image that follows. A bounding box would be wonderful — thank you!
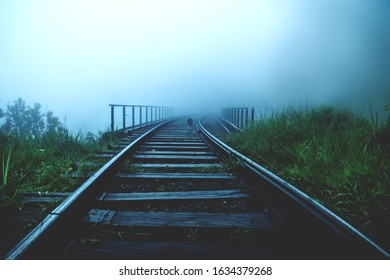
[29,103,45,137]
[1,98,63,138]
[3,98,30,137]
[46,111,62,134]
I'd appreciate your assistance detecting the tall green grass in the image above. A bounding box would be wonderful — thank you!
[0,129,116,208]
[1,143,12,189]
[226,106,390,250]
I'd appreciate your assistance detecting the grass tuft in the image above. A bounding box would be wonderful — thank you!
[0,129,114,207]
[225,105,390,250]
[1,143,13,191]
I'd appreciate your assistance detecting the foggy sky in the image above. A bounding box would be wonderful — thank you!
[0,0,389,133]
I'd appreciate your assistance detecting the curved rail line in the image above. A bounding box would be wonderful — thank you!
[3,117,389,259]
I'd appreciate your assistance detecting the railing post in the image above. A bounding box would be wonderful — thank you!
[132,106,135,128]
[238,108,241,128]
[245,108,249,127]
[234,108,238,128]
[110,104,186,131]
[111,106,115,131]
[122,106,126,129]
[240,108,244,128]
[236,108,239,128]
[139,106,142,127]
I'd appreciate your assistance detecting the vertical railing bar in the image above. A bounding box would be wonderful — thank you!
[122,106,126,129]
[245,108,249,127]
[111,106,115,131]
[132,106,135,129]
[234,108,237,128]
[109,104,187,131]
[140,106,142,127]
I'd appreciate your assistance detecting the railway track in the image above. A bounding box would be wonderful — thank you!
[3,117,389,259]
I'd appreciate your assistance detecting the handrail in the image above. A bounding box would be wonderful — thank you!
[109,104,188,131]
[221,107,255,129]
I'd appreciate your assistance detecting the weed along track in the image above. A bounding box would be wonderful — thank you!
[3,117,389,259]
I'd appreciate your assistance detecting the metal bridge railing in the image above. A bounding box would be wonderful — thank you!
[109,104,186,131]
[222,107,255,129]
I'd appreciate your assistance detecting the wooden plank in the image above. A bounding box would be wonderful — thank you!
[72,162,103,168]
[151,137,199,139]
[22,192,71,204]
[137,151,214,155]
[99,189,249,202]
[116,173,236,179]
[86,210,276,228]
[94,154,115,158]
[154,132,197,134]
[110,144,128,149]
[0,207,45,223]
[149,137,202,141]
[131,163,224,168]
[23,192,72,197]
[66,240,273,259]
[132,155,218,160]
[156,135,199,137]
[144,141,206,146]
[70,172,95,178]
[143,145,208,150]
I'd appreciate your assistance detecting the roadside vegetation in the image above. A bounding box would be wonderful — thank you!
[0,98,114,208]
[225,104,390,250]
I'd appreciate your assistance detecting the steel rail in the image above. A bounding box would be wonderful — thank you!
[197,118,390,259]
[216,118,231,134]
[4,118,177,260]
[219,117,242,132]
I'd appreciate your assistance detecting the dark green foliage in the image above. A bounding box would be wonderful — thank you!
[46,111,62,135]
[0,98,112,208]
[375,99,390,150]
[226,105,390,250]
[1,98,62,139]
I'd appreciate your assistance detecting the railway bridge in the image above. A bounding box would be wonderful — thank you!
[1,104,389,259]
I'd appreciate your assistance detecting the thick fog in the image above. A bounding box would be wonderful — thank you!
[0,0,389,133]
